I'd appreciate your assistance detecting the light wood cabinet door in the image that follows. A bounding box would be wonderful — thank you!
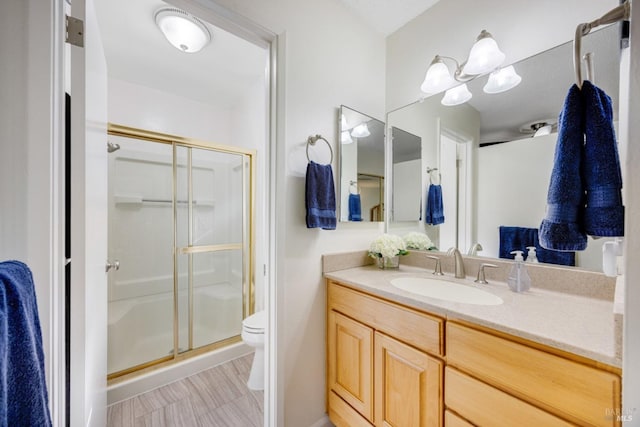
[374,332,443,427]
[328,310,374,422]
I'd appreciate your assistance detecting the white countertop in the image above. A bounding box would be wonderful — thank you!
[325,264,620,368]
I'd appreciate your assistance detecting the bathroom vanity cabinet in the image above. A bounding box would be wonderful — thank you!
[326,279,622,427]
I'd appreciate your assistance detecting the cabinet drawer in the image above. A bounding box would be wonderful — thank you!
[446,322,620,427]
[329,391,374,427]
[444,410,473,427]
[446,367,572,426]
[328,281,443,356]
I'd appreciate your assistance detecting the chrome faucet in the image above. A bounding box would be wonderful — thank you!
[467,243,483,256]
[447,247,466,279]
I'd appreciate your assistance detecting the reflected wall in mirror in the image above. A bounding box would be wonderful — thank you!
[386,23,622,272]
[339,105,385,222]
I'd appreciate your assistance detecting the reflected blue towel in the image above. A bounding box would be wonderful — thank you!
[425,184,444,226]
[0,261,52,427]
[348,193,362,221]
[305,161,336,230]
[582,81,624,237]
[500,226,575,267]
[539,84,587,251]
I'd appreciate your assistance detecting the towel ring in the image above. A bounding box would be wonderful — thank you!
[427,167,441,185]
[306,134,333,164]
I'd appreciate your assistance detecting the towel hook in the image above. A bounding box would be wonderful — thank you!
[306,134,333,164]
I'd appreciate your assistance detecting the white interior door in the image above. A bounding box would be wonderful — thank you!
[69,0,109,425]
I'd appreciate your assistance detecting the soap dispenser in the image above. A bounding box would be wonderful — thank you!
[508,250,531,293]
[526,246,539,263]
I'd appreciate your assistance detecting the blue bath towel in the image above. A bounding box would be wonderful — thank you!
[500,226,575,267]
[348,193,362,221]
[0,261,52,427]
[425,184,444,226]
[539,84,588,251]
[582,81,624,237]
[305,161,336,230]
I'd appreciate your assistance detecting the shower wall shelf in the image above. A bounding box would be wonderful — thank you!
[114,195,215,206]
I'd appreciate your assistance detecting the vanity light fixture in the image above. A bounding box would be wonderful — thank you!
[483,65,522,94]
[155,8,211,53]
[341,131,354,144]
[441,84,472,106]
[421,30,516,106]
[351,123,371,138]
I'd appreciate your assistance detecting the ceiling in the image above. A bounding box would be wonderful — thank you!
[337,0,441,35]
[93,0,268,108]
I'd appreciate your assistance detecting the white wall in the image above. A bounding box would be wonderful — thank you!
[0,1,63,422]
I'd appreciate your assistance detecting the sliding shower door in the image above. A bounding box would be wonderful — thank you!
[107,125,254,379]
[175,145,250,354]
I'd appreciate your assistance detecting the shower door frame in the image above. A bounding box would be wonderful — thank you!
[106,123,256,381]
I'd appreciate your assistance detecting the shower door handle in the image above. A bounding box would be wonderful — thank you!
[105,260,120,273]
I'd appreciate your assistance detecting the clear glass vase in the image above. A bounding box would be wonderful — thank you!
[376,255,400,269]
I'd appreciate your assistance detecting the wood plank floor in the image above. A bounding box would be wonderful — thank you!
[107,353,263,427]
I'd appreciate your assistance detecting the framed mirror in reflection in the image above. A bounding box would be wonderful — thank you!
[339,105,385,222]
[386,23,622,272]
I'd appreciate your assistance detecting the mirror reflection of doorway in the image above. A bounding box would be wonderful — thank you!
[439,130,472,252]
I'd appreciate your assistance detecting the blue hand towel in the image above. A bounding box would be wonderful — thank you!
[305,161,336,230]
[425,184,444,226]
[539,84,587,251]
[0,261,52,427]
[348,193,362,221]
[500,226,575,267]
[582,80,624,237]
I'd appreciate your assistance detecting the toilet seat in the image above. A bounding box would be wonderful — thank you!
[242,310,265,334]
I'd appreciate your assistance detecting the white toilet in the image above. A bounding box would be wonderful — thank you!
[241,310,266,390]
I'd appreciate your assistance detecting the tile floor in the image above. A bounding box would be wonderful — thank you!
[107,353,263,427]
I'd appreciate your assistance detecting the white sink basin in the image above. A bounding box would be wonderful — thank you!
[390,277,503,306]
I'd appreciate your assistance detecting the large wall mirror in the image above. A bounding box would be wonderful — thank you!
[386,23,622,272]
[339,105,386,222]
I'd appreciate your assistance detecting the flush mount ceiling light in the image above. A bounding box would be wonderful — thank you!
[420,30,516,106]
[519,119,557,138]
[155,8,211,53]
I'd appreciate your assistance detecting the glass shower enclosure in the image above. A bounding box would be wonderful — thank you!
[106,124,254,379]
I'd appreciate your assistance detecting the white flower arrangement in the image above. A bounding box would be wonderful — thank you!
[368,233,409,259]
[403,232,437,251]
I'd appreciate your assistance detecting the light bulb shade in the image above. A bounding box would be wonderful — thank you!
[483,65,522,94]
[351,123,370,138]
[341,130,353,144]
[155,8,211,53]
[441,84,472,106]
[341,114,349,130]
[534,124,553,137]
[420,57,456,93]
[462,30,505,75]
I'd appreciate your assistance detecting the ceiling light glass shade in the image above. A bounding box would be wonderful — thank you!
[351,123,371,138]
[155,8,211,53]
[341,131,353,144]
[483,65,522,94]
[420,57,456,93]
[341,114,349,130]
[462,30,506,75]
[441,84,472,106]
[534,124,553,137]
